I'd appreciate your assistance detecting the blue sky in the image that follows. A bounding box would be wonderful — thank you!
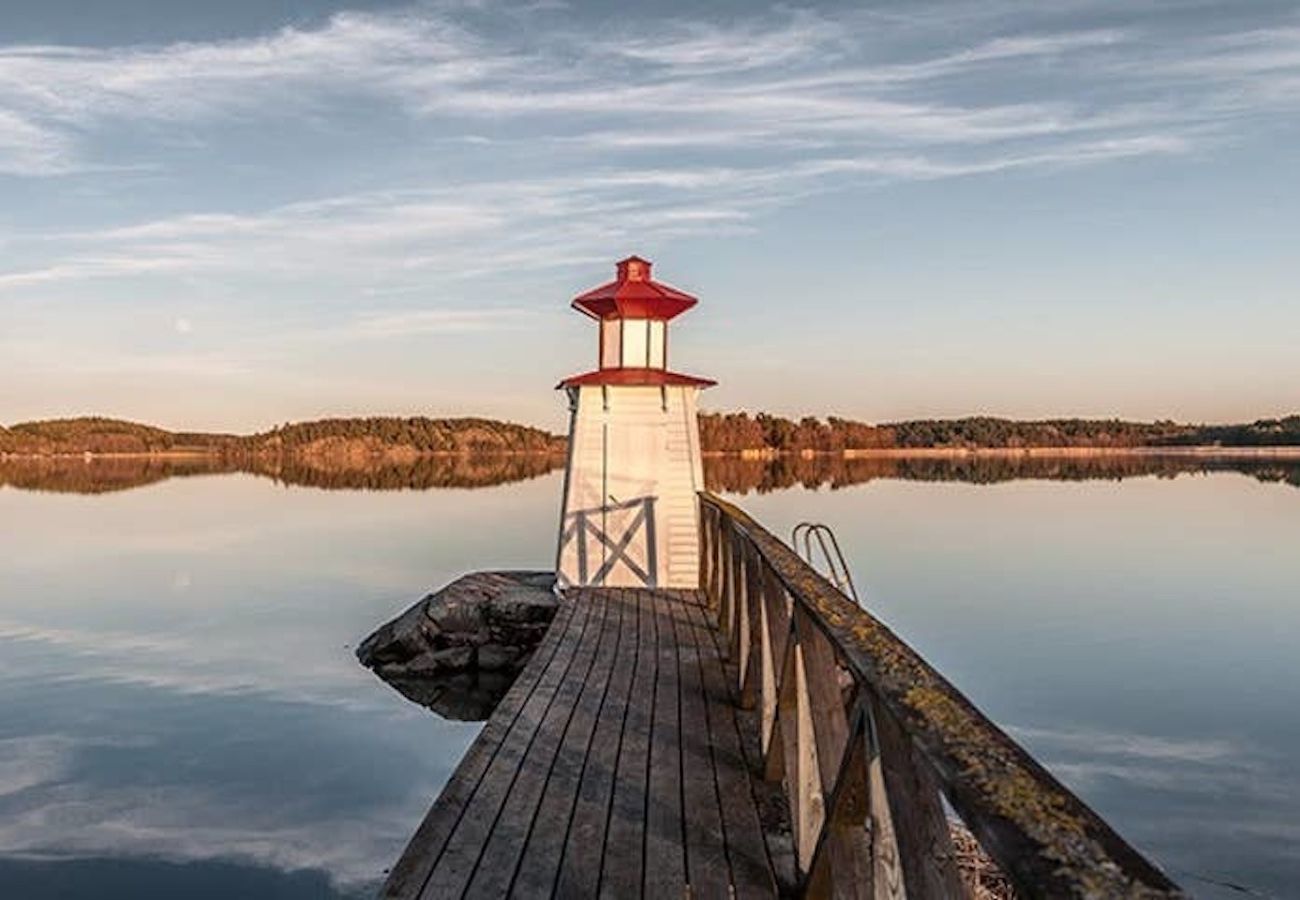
[1,0,1297,431]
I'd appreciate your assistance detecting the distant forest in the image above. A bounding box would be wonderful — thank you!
[697,412,1300,451]
[2,412,1299,457]
[0,416,564,456]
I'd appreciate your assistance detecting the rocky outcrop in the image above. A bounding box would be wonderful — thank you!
[356,570,558,721]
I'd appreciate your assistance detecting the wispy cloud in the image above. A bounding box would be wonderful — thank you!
[1,2,1298,421]
[2,5,1288,180]
[349,307,528,338]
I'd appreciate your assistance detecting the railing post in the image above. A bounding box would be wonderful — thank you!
[738,544,764,710]
[699,500,713,608]
[870,694,964,898]
[805,703,873,900]
[759,561,791,765]
[719,516,734,651]
[792,638,825,874]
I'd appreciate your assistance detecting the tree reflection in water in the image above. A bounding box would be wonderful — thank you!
[702,452,1300,494]
[1,451,1297,495]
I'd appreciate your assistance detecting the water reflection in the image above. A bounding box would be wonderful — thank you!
[0,453,565,494]
[0,455,239,494]
[704,452,1300,494]
[0,473,559,898]
[2,458,1298,898]
[3,451,1297,495]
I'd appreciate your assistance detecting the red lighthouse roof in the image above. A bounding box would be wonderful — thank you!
[571,255,698,321]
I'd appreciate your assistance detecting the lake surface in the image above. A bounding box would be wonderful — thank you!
[1,456,1297,898]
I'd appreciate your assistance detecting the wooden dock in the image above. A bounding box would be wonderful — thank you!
[381,587,783,899]
[379,493,1186,899]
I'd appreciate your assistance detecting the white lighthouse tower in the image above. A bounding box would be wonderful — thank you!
[556,256,714,590]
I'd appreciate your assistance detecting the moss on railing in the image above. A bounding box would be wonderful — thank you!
[700,491,1185,900]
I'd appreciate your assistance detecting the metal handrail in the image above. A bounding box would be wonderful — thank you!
[791,522,860,605]
[699,490,1184,899]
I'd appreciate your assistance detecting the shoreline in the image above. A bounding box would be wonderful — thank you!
[0,449,567,461]
[840,446,1300,460]
[6,446,1300,461]
[717,445,1300,460]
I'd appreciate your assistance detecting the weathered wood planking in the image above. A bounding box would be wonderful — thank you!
[383,587,779,899]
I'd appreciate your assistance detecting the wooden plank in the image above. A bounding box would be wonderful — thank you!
[417,597,597,899]
[511,588,626,896]
[760,562,791,762]
[871,695,964,900]
[380,597,578,899]
[673,592,731,899]
[739,546,764,711]
[643,591,687,897]
[805,707,874,900]
[795,607,851,799]
[389,582,787,900]
[461,589,611,899]
[684,598,779,898]
[794,642,826,873]
[599,589,657,899]
[555,589,638,897]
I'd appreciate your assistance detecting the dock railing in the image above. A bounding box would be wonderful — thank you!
[699,492,1185,899]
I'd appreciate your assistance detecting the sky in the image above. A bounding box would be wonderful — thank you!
[1,0,1297,433]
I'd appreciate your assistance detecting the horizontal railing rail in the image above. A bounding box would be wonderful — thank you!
[699,491,1185,899]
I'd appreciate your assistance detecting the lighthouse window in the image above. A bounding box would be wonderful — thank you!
[648,320,665,368]
[600,318,621,368]
[621,318,650,368]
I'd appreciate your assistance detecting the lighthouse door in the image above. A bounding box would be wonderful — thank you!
[597,421,662,587]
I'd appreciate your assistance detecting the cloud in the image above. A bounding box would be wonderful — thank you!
[0,737,442,892]
[0,782,427,892]
[1,5,1283,179]
[0,1,1296,391]
[588,10,846,75]
[348,308,528,338]
[0,736,77,798]
[1008,722,1299,807]
[0,109,74,175]
[1009,724,1241,764]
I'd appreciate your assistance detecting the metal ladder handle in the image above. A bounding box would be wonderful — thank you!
[817,524,860,605]
[791,521,861,606]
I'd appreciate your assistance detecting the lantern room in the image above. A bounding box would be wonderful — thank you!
[566,256,707,381]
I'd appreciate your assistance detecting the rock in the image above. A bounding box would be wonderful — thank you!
[357,570,558,721]
[425,589,488,639]
[477,643,523,672]
[384,671,521,722]
[355,601,436,665]
[488,587,558,624]
[381,645,474,678]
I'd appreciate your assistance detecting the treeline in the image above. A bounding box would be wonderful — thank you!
[255,417,564,455]
[0,418,239,455]
[5,413,1299,457]
[698,413,1300,451]
[1156,416,1300,447]
[0,416,565,456]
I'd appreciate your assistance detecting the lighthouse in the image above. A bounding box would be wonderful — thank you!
[556,256,715,590]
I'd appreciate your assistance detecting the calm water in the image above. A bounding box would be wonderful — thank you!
[1,459,1297,898]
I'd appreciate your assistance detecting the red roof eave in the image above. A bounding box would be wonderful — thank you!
[571,278,699,321]
[556,368,716,389]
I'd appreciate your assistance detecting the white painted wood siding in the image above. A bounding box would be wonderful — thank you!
[556,385,704,589]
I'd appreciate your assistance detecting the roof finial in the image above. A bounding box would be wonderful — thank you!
[617,255,651,283]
